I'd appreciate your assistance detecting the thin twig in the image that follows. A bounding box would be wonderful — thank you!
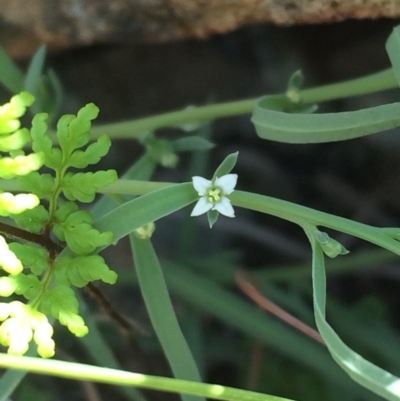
[0,220,62,258]
[85,283,148,337]
[235,270,325,345]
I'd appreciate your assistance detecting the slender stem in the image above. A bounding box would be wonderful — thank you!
[84,283,133,337]
[229,190,400,256]
[30,261,55,310]
[88,68,397,141]
[89,98,258,140]
[0,354,294,401]
[236,271,324,345]
[0,221,61,255]
[300,68,397,103]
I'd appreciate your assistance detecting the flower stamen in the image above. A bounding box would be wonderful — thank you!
[208,188,221,203]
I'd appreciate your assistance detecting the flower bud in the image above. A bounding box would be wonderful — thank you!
[314,230,349,258]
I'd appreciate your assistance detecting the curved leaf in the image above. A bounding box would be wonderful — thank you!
[308,231,400,401]
[252,97,400,144]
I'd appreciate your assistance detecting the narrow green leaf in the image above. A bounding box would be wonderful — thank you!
[252,94,400,143]
[24,46,46,100]
[0,47,24,93]
[309,232,400,401]
[94,183,197,251]
[207,209,219,228]
[386,26,400,87]
[287,70,304,92]
[172,137,214,152]
[131,236,204,401]
[46,69,63,123]
[213,152,238,179]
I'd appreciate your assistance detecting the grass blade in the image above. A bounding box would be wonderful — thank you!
[130,236,204,401]
[308,230,400,401]
[0,47,24,93]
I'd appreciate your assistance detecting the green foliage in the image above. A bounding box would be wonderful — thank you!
[54,254,117,288]
[40,286,88,337]
[61,171,117,202]
[212,151,238,179]
[9,243,48,275]
[54,202,113,253]
[2,26,400,401]
[13,205,49,233]
[68,134,112,168]
[18,173,55,199]
[0,93,118,358]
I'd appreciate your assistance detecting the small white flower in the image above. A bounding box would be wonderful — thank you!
[191,174,237,218]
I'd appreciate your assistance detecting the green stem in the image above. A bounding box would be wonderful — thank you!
[300,68,396,103]
[100,180,400,256]
[89,68,397,140]
[229,190,400,256]
[30,263,54,310]
[90,99,258,140]
[0,354,294,401]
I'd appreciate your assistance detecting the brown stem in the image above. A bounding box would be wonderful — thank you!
[0,220,62,257]
[236,270,325,345]
[84,283,148,337]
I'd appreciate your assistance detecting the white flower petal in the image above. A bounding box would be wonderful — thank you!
[192,176,212,196]
[212,196,235,217]
[190,197,213,216]
[214,174,238,195]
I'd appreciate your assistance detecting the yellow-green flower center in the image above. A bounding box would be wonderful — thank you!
[207,188,221,203]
